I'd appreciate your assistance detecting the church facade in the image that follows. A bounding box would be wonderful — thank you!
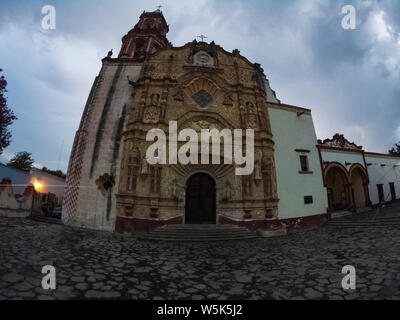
[62,10,400,233]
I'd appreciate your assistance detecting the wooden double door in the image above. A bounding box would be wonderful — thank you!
[185,173,216,224]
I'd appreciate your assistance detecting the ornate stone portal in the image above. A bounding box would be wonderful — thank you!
[113,10,279,233]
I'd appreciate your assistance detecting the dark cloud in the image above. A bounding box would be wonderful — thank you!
[0,0,399,170]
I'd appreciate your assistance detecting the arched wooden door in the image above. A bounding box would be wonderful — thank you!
[185,173,216,224]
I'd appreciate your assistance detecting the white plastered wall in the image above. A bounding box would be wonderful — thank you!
[268,106,328,219]
[321,150,364,169]
[365,154,400,204]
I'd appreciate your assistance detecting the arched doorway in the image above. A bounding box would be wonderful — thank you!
[325,164,351,211]
[185,173,216,224]
[349,165,370,209]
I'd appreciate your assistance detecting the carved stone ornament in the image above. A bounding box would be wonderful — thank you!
[95,173,115,195]
[318,134,363,151]
[221,180,235,202]
[140,155,149,175]
[222,92,234,106]
[190,120,219,131]
[246,114,258,129]
[261,152,278,199]
[143,105,161,123]
[239,102,259,129]
[172,87,185,102]
[169,179,184,200]
[254,161,262,181]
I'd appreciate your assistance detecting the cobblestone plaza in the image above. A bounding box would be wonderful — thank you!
[0,203,399,300]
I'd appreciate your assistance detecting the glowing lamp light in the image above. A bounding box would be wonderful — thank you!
[32,180,43,192]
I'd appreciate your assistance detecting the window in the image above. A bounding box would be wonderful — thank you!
[299,155,309,172]
[192,90,213,108]
[304,196,313,204]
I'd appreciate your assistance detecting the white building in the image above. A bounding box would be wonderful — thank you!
[316,134,400,217]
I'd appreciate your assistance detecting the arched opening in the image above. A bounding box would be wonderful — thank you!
[325,165,350,211]
[350,166,369,209]
[185,173,216,224]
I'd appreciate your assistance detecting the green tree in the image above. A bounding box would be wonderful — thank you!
[389,142,400,156]
[42,166,66,179]
[0,68,17,154]
[7,151,34,171]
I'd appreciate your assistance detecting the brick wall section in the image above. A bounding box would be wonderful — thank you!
[62,61,142,231]
[62,71,102,226]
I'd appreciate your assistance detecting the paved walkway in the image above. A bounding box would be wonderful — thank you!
[0,203,399,300]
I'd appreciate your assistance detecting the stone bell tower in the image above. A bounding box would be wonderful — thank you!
[63,10,171,231]
[118,9,170,59]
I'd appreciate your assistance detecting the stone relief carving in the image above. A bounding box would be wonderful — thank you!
[169,179,184,201]
[143,93,161,123]
[257,104,267,130]
[190,120,220,131]
[172,87,185,102]
[239,101,260,129]
[140,155,149,175]
[114,37,276,229]
[150,93,160,106]
[222,91,234,106]
[221,180,235,201]
[242,174,253,197]
[261,151,278,199]
[254,160,262,183]
[318,134,363,150]
[245,102,258,129]
[143,105,161,123]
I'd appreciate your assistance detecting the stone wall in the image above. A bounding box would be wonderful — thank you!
[0,178,34,217]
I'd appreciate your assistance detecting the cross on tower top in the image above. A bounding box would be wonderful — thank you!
[197,35,208,42]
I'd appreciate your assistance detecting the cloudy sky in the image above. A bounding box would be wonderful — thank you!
[0,0,399,171]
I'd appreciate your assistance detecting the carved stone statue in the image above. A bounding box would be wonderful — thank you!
[254,161,262,181]
[150,93,160,106]
[173,87,184,102]
[170,179,183,200]
[232,49,240,56]
[246,102,255,114]
[140,155,149,175]
[223,181,234,201]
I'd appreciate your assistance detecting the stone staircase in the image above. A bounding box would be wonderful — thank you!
[325,210,400,228]
[330,210,352,219]
[137,224,258,242]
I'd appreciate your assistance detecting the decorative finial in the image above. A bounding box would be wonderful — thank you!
[156,4,163,11]
[197,35,208,42]
[107,49,113,58]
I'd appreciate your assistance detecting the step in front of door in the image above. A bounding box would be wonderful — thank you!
[137,224,258,242]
